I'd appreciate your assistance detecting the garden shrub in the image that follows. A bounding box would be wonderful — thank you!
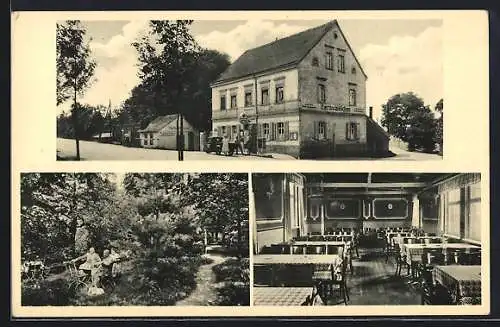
[212,258,250,306]
[21,279,76,306]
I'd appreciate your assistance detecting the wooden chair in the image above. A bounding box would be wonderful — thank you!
[331,258,350,305]
[327,245,344,256]
[307,245,325,255]
[385,238,399,263]
[254,264,274,286]
[64,260,91,293]
[394,247,409,276]
[292,245,305,255]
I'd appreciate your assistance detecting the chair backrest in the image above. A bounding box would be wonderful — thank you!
[281,244,291,254]
[327,245,343,255]
[260,246,273,254]
[425,251,445,266]
[292,245,305,254]
[65,261,82,279]
[306,245,325,255]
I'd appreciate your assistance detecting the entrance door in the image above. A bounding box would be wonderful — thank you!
[187,132,194,150]
[331,132,336,157]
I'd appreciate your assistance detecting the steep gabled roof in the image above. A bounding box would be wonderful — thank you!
[212,20,367,85]
[213,21,337,84]
[138,114,178,133]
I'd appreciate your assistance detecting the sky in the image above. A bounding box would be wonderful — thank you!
[58,19,443,122]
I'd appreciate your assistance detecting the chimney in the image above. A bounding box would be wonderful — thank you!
[369,106,373,119]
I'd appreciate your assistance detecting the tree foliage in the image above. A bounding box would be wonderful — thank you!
[56,20,97,106]
[21,172,249,305]
[21,173,115,263]
[57,104,108,140]
[119,21,230,131]
[434,99,443,154]
[56,20,97,159]
[381,92,439,152]
[182,173,249,257]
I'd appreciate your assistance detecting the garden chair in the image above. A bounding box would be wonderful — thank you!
[64,260,91,293]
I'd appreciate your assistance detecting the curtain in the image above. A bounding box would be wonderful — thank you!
[445,189,461,237]
[467,182,481,242]
[438,173,481,193]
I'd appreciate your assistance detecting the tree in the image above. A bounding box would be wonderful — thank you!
[21,173,115,263]
[434,99,443,155]
[182,174,249,257]
[381,92,436,152]
[56,20,97,160]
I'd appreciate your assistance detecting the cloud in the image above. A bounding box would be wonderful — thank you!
[359,26,443,122]
[57,21,148,114]
[195,20,307,62]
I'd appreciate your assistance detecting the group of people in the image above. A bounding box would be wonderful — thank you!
[221,130,251,156]
[72,246,123,295]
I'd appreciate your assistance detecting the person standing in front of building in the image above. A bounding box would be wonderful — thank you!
[238,130,246,155]
[222,133,230,156]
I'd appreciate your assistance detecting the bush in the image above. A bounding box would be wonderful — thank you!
[22,279,76,306]
[211,258,249,306]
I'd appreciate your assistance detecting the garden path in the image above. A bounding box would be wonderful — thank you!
[176,253,227,306]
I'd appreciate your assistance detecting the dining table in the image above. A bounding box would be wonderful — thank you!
[432,265,481,303]
[402,243,480,265]
[253,286,313,306]
[254,254,340,265]
[392,236,442,247]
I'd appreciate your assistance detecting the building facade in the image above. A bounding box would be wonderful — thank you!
[138,114,200,151]
[210,20,389,158]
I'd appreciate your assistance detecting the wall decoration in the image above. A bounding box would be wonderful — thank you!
[325,198,360,219]
[373,198,408,219]
[307,198,322,223]
[253,174,284,221]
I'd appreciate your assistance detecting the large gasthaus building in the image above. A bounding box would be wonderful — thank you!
[210,20,390,159]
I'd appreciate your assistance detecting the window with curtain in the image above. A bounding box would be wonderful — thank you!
[445,189,461,237]
[289,182,297,228]
[466,181,481,242]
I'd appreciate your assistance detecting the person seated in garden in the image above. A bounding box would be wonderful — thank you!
[109,246,123,277]
[73,247,102,276]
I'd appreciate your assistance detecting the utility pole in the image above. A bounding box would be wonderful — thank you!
[254,75,259,154]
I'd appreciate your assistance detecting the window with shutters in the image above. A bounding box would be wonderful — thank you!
[318,121,326,139]
[275,86,284,103]
[230,95,237,108]
[244,91,253,107]
[263,123,270,140]
[318,84,326,103]
[277,122,285,140]
[325,52,333,70]
[346,122,359,140]
[232,125,237,139]
[261,88,269,105]
[220,95,226,110]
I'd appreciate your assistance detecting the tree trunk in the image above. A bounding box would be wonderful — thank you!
[73,82,81,160]
[71,176,78,257]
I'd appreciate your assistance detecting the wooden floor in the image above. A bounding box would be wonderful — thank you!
[329,247,420,305]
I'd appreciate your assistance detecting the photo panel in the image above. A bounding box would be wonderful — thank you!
[17,172,249,309]
[251,172,486,311]
[54,17,444,162]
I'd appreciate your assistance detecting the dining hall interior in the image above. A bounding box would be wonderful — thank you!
[251,173,483,306]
